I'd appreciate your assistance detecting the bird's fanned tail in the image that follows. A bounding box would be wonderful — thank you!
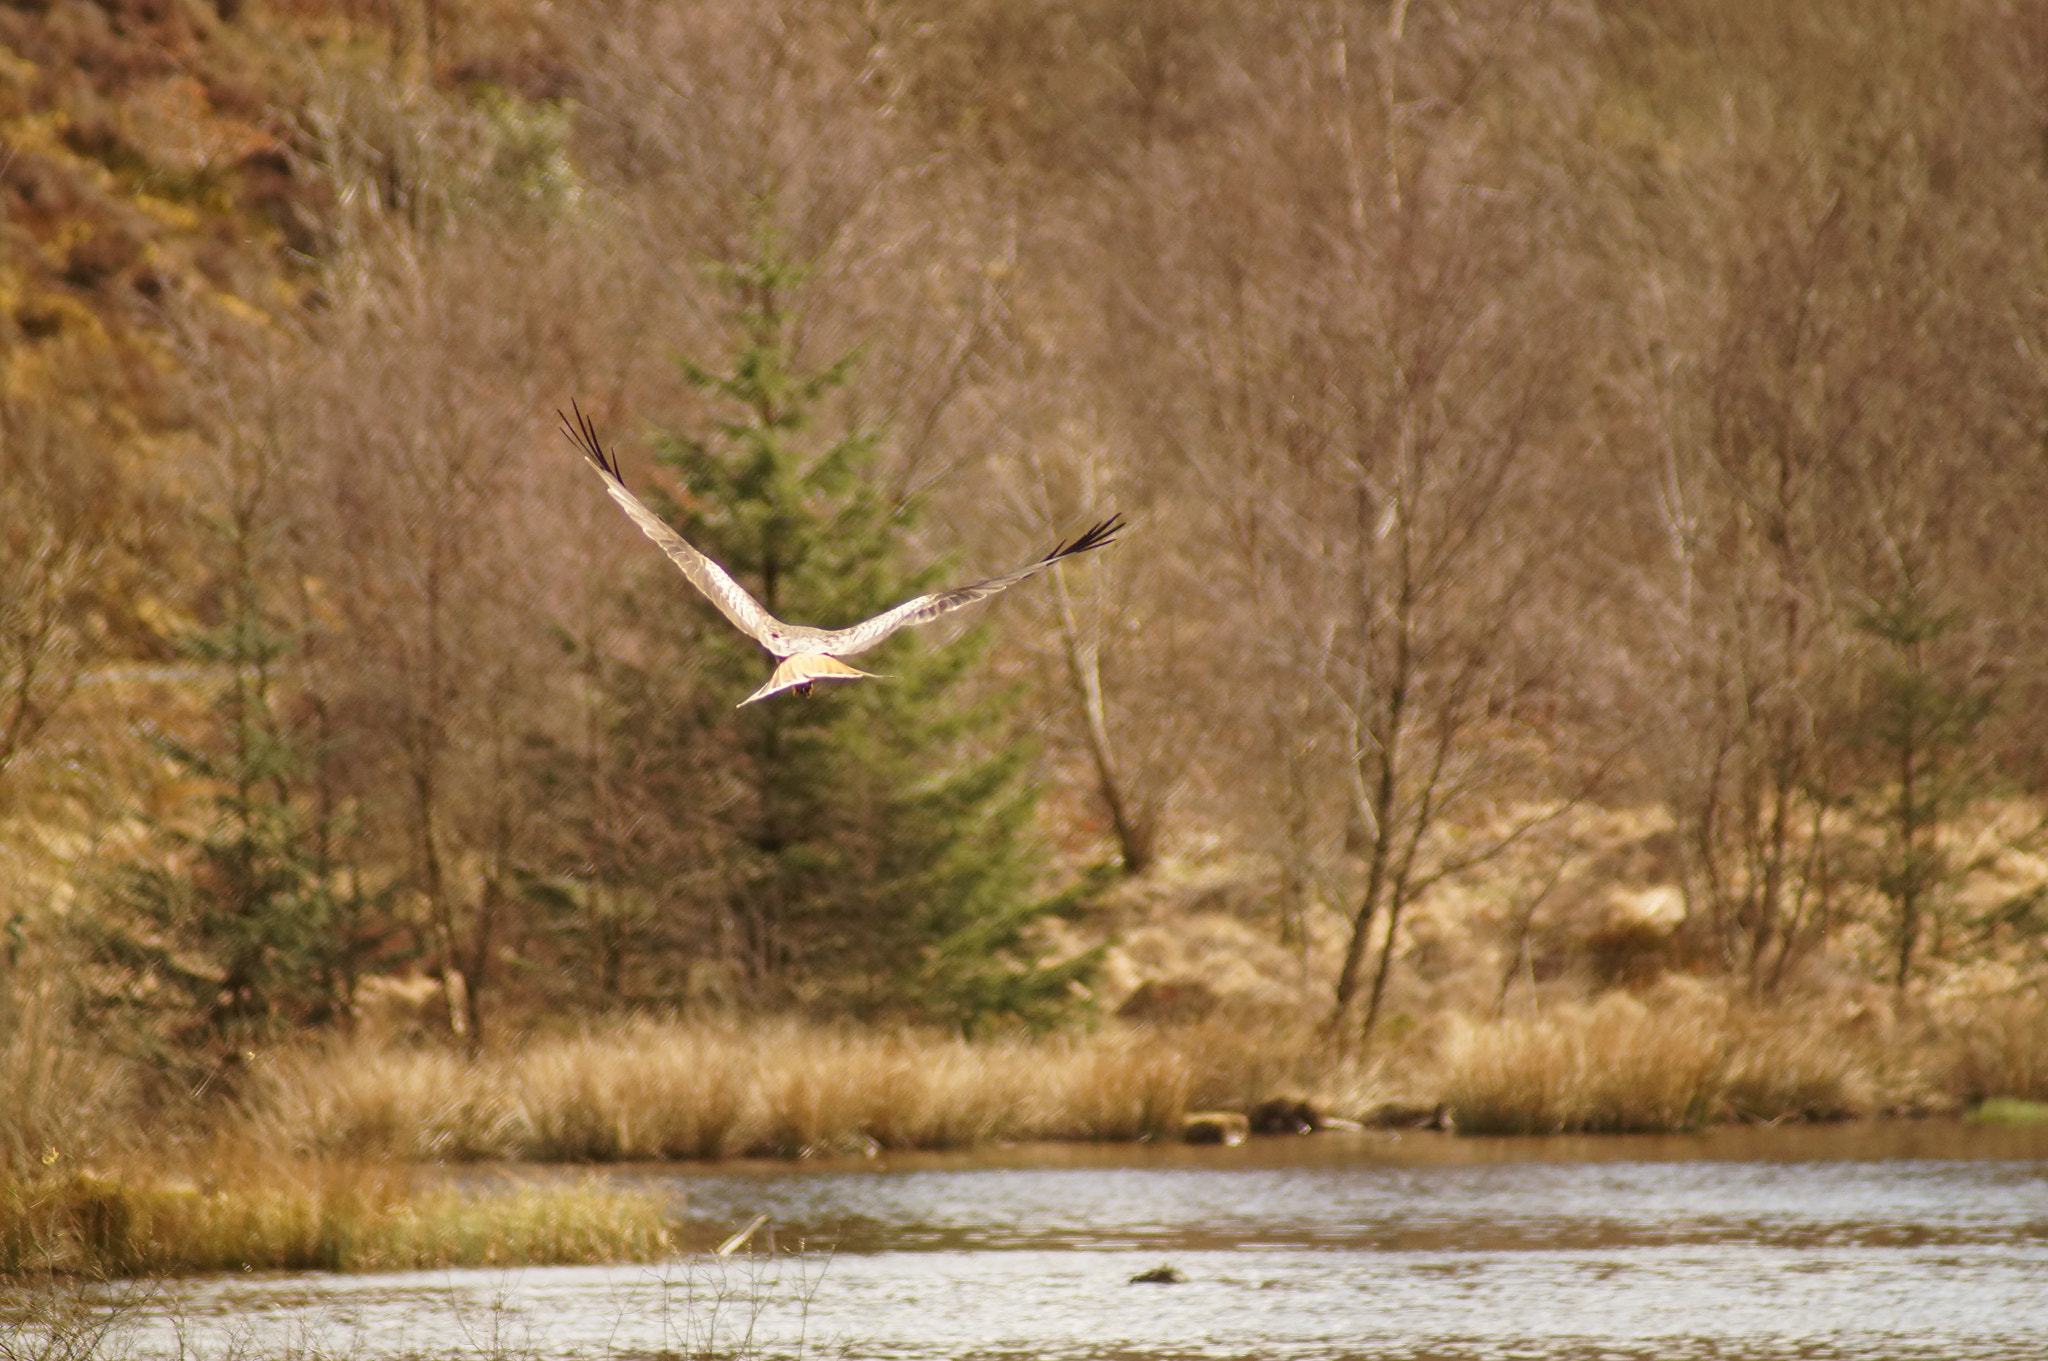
[739,653,879,707]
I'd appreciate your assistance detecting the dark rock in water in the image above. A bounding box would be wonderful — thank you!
[1129,1265,1187,1284]
[1180,1110,1249,1145]
[1248,1097,1318,1135]
[1115,978,1220,1025]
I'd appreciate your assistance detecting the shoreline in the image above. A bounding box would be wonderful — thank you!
[12,1115,2048,1283]
[462,1110,2048,1183]
[8,995,2046,1278]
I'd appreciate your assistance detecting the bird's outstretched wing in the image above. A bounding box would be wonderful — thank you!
[810,514,1127,658]
[562,403,788,648]
[565,402,1125,671]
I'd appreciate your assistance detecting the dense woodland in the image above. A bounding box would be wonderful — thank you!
[5,0,2048,1087]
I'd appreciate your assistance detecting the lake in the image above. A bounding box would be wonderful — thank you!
[114,1121,2048,1360]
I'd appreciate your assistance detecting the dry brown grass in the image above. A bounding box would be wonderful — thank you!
[1439,982,2007,1134]
[1443,992,1728,1135]
[15,984,2040,1264]
[0,978,133,1183]
[250,994,2048,1157]
[0,1144,671,1277]
[1719,1009,1881,1123]
[253,1042,524,1162]
[244,1016,1348,1161]
[1948,992,2048,1104]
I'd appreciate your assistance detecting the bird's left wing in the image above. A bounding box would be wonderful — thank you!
[561,404,789,648]
[812,514,1126,658]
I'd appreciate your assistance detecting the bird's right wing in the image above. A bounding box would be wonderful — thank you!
[561,404,786,647]
[814,514,1126,657]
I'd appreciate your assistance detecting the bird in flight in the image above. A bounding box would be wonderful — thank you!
[562,403,1125,706]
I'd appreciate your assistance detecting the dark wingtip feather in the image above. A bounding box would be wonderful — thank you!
[558,400,621,480]
[1043,512,1127,563]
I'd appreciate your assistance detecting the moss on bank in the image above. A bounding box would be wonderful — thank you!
[1969,1098,2048,1127]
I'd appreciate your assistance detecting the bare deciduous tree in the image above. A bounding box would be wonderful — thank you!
[0,399,123,788]
[1134,1,1600,1048]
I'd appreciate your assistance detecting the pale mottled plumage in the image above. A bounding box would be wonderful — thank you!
[562,404,1124,706]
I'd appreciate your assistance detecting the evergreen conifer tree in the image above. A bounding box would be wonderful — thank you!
[624,225,1102,1030]
[1849,581,1997,987]
[88,495,385,1063]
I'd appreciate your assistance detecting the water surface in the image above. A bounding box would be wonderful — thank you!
[130,1121,2048,1360]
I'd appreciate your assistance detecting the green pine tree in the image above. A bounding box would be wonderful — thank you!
[627,222,1102,1030]
[1850,580,1996,987]
[87,499,386,1065]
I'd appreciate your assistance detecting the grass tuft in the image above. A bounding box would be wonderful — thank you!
[1720,1007,1878,1123]
[1441,988,1982,1133]
[0,1151,670,1277]
[1443,993,1726,1135]
[1951,994,2048,1104]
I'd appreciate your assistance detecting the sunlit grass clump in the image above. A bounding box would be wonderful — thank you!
[247,1019,1242,1162]
[1441,993,1726,1135]
[1440,987,1970,1134]
[1717,1007,1877,1123]
[0,1154,671,1277]
[1951,993,2048,1104]
[353,1179,673,1272]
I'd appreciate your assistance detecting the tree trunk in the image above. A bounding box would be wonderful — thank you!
[1052,565,1155,874]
